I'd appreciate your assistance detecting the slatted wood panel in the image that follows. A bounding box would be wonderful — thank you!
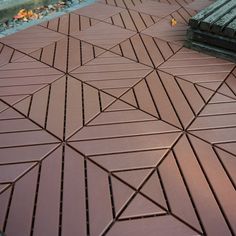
[0,1,235,236]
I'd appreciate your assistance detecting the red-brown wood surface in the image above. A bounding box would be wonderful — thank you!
[0,0,235,235]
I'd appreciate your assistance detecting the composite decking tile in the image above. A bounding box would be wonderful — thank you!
[111,33,182,68]
[118,70,215,128]
[127,1,180,18]
[185,0,213,11]
[71,22,136,50]
[28,36,106,73]
[72,2,125,20]
[158,47,235,82]
[97,0,143,9]
[0,0,236,235]
[217,68,236,100]
[70,51,152,97]
[142,18,189,45]
[104,9,159,32]
[0,26,65,54]
[40,13,100,35]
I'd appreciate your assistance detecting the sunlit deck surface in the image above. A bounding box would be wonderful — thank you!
[0,0,236,235]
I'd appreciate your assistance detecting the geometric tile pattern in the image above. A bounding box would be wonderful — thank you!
[0,0,236,235]
[111,33,181,67]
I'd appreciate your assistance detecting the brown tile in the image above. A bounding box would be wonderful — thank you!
[91,149,168,172]
[33,147,62,236]
[29,36,105,72]
[70,51,152,97]
[119,70,213,128]
[188,95,236,149]
[62,146,87,235]
[41,13,100,35]
[4,166,38,236]
[97,0,142,9]
[0,26,65,54]
[104,9,159,32]
[185,0,213,11]
[107,215,199,235]
[142,19,188,45]
[0,144,59,164]
[159,48,235,81]
[13,76,115,139]
[72,2,124,20]
[120,194,166,218]
[111,33,181,68]
[87,161,113,235]
[170,134,236,235]
[0,162,36,182]
[128,1,180,18]
[71,22,136,50]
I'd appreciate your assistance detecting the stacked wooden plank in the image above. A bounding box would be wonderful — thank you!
[186,0,236,62]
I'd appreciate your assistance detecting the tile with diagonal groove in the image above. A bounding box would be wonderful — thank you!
[13,75,116,139]
[119,70,215,128]
[128,1,180,18]
[71,22,136,50]
[0,26,65,54]
[142,18,188,45]
[70,51,152,97]
[0,43,25,68]
[159,47,235,82]
[216,68,236,100]
[68,101,181,156]
[97,0,142,9]
[104,9,159,32]
[111,33,181,68]
[188,93,236,153]
[0,54,63,107]
[72,2,125,20]
[107,215,199,236]
[185,0,213,11]
[164,7,196,24]
[166,134,236,235]
[28,36,105,72]
[40,13,100,35]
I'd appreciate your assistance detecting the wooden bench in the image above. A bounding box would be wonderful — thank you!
[186,0,236,62]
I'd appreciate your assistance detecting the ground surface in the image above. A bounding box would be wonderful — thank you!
[0,0,236,235]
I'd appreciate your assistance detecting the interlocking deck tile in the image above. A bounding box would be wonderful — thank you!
[28,36,105,72]
[0,26,65,54]
[128,1,180,18]
[0,54,63,107]
[119,70,215,128]
[111,33,181,68]
[142,18,189,45]
[0,1,236,235]
[104,9,159,32]
[70,51,152,97]
[71,22,136,50]
[159,47,235,81]
[97,0,143,9]
[72,2,125,20]
[185,0,213,11]
[217,68,236,99]
[40,13,100,35]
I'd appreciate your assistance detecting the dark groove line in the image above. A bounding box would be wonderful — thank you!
[84,159,90,236]
[172,148,206,235]
[212,146,236,190]
[156,169,171,212]
[58,144,65,236]
[186,134,235,235]
[108,174,116,218]
[30,163,42,236]
[3,183,15,232]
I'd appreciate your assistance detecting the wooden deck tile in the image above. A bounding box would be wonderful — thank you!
[0,1,235,235]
